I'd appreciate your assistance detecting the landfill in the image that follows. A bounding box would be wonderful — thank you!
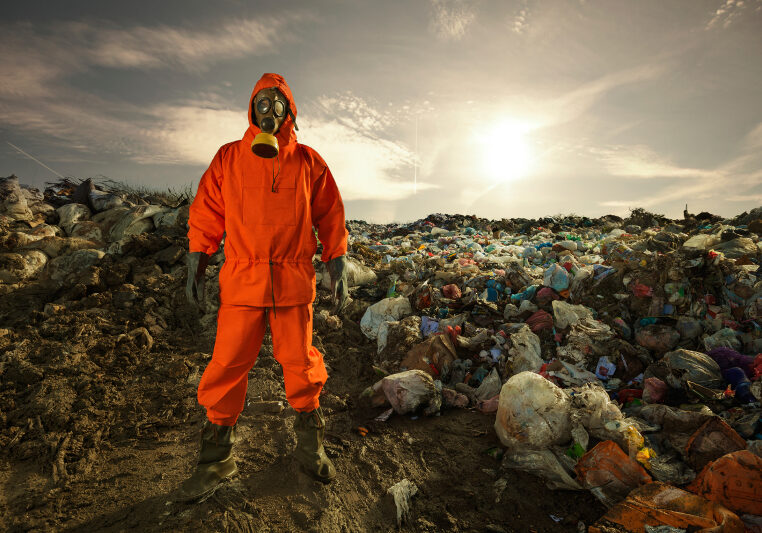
[1,174,762,532]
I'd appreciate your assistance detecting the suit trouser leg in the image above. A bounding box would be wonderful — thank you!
[269,304,328,412]
[197,304,266,426]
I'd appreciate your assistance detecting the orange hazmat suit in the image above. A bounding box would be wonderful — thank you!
[188,73,348,425]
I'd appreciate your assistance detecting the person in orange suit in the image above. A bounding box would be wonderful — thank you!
[178,73,349,501]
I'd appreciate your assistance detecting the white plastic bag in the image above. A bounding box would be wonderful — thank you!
[375,370,441,415]
[508,325,543,374]
[360,296,412,339]
[502,449,583,491]
[494,371,571,449]
[552,300,593,329]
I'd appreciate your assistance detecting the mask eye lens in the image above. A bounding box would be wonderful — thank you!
[273,100,285,117]
[256,97,271,114]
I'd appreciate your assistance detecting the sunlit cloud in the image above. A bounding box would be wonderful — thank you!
[429,0,476,41]
[0,17,294,98]
[593,145,723,179]
[536,63,666,128]
[599,200,634,208]
[298,106,430,201]
[511,2,530,34]
[591,130,762,212]
[137,104,246,165]
[727,194,762,203]
[313,92,396,133]
[0,15,303,166]
[706,0,762,29]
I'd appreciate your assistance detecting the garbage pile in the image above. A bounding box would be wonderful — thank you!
[2,173,762,531]
[350,208,762,530]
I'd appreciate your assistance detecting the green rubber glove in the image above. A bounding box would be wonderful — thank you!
[186,252,210,310]
[328,255,349,312]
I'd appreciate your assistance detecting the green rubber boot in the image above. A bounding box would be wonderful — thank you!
[293,407,336,483]
[177,420,238,502]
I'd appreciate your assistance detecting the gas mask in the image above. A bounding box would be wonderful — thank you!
[251,87,289,158]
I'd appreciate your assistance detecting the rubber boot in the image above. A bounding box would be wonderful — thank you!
[293,407,336,483]
[177,420,238,502]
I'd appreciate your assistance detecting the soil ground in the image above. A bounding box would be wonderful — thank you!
[0,289,605,533]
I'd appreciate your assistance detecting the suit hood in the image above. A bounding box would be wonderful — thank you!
[245,73,298,147]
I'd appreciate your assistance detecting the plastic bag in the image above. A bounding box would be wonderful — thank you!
[704,328,742,352]
[494,371,571,450]
[635,325,681,354]
[552,300,593,329]
[569,383,625,444]
[508,325,543,373]
[543,263,570,291]
[373,370,441,415]
[643,377,668,403]
[502,449,583,491]
[360,296,412,339]
[474,368,501,401]
[387,479,418,527]
[644,349,723,390]
[574,440,652,508]
[590,481,745,533]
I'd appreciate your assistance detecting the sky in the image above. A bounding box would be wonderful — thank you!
[1,0,761,223]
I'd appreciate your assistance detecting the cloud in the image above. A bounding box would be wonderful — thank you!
[590,127,762,212]
[298,95,431,201]
[592,145,723,180]
[0,16,295,99]
[511,2,530,35]
[0,16,302,166]
[137,104,246,165]
[312,92,396,133]
[539,63,666,128]
[0,91,246,166]
[429,0,476,41]
[706,0,762,29]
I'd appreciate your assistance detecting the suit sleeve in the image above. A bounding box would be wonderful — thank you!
[311,164,348,262]
[188,149,225,255]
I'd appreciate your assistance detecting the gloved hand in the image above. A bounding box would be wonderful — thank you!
[328,255,349,312]
[186,252,210,310]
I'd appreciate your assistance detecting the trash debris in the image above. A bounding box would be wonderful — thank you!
[574,440,652,507]
[495,371,571,450]
[645,349,723,390]
[360,296,412,339]
[507,325,543,373]
[400,332,455,378]
[685,418,748,470]
[502,448,583,491]
[687,450,762,516]
[365,370,442,415]
[387,479,418,527]
[3,175,762,531]
[589,481,745,533]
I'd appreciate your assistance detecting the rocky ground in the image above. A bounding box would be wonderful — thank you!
[1,175,760,532]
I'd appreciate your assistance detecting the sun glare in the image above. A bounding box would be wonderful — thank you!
[479,120,533,184]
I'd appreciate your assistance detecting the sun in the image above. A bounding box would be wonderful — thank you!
[479,120,533,184]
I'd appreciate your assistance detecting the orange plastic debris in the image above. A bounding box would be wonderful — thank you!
[687,450,762,516]
[574,440,652,507]
[589,481,745,533]
[684,417,747,470]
